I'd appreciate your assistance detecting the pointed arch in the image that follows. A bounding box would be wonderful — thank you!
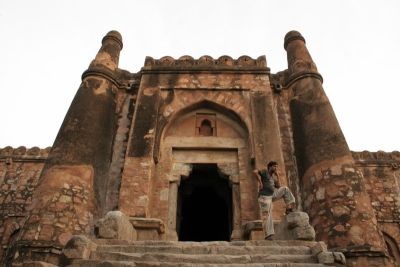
[152,99,251,163]
[162,99,250,140]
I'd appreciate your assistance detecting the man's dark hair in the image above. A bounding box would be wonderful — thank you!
[267,161,278,169]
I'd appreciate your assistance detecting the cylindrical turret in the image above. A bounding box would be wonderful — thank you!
[89,30,122,71]
[285,31,350,174]
[285,31,389,266]
[10,31,123,265]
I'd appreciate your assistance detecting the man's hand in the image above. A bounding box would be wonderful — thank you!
[258,181,263,191]
[273,169,281,188]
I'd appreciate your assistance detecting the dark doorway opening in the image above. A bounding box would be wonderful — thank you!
[177,163,232,241]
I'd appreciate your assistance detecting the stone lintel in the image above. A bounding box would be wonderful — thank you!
[173,149,238,164]
[165,136,245,148]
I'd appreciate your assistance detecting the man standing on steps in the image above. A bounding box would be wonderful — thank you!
[254,161,296,240]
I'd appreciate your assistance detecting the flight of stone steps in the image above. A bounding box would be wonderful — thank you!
[64,238,345,267]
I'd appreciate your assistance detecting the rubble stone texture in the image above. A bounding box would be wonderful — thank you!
[274,211,316,241]
[0,30,399,266]
[95,211,137,241]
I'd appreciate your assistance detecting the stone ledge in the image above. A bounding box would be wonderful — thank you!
[243,220,264,240]
[129,217,165,234]
[129,217,165,241]
[12,261,58,267]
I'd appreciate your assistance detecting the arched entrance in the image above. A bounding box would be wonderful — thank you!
[177,164,232,241]
[160,103,251,241]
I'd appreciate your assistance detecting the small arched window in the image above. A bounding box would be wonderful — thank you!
[199,119,213,136]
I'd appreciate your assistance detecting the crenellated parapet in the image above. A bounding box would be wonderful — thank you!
[143,55,268,72]
[352,150,400,166]
[0,146,51,162]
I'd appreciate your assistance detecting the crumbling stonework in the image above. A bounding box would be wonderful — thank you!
[1,30,399,266]
[353,151,400,265]
[0,146,49,262]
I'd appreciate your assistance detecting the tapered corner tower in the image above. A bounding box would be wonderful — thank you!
[284,30,389,266]
[10,31,123,264]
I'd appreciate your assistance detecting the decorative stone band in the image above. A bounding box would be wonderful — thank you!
[0,146,51,162]
[81,66,121,89]
[352,150,400,162]
[352,151,400,168]
[285,70,323,88]
[142,55,269,72]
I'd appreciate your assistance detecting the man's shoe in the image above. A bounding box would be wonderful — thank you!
[285,208,294,215]
[265,234,274,240]
[285,203,296,214]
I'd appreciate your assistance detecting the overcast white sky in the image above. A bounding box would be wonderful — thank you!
[0,0,399,152]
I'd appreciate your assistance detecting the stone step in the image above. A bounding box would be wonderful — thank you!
[69,260,327,267]
[89,251,317,264]
[68,260,136,267]
[92,239,319,248]
[134,263,327,267]
[95,244,312,255]
[64,238,344,266]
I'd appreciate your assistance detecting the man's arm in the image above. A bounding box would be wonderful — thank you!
[272,170,281,188]
[253,169,263,190]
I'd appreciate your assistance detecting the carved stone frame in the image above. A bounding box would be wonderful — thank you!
[165,150,243,241]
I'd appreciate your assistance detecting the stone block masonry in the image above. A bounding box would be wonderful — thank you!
[0,146,49,262]
[1,30,399,267]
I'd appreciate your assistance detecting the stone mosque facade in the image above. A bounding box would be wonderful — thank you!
[0,31,400,266]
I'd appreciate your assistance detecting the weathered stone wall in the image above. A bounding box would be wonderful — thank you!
[271,71,302,211]
[0,146,49,262]
[105,71,140,212]
[353,151,400,264]
[118,55,290,241]
[0,73,138,265]
[1,30,398,266]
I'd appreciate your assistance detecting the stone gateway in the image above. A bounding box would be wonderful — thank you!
[0,30,399,266]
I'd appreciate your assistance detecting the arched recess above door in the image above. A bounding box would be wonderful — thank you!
[154,100,251,162]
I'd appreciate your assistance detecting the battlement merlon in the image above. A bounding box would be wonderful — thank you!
[141,55,270,73]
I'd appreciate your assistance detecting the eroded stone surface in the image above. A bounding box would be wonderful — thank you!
[275,212,316,241]
[1,30,399,267]
[67,239,335,266]
[62,235,97,260]
[96,211,137,241]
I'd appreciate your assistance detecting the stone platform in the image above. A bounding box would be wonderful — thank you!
[63,238,345,266]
